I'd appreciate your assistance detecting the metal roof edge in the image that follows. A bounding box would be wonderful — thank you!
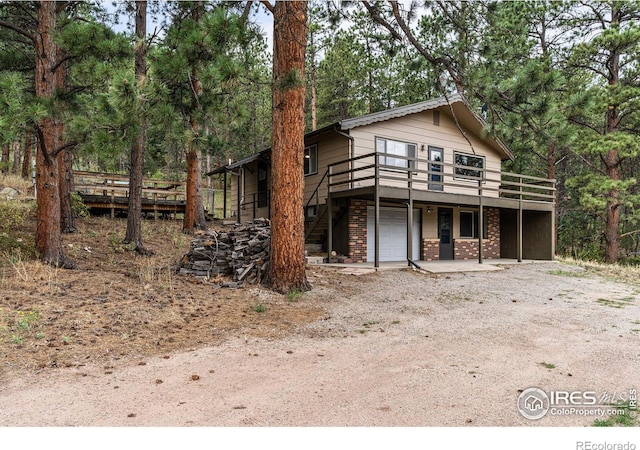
[339,94,463,130]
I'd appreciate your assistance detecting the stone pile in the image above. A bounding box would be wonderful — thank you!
[178,218,271,287]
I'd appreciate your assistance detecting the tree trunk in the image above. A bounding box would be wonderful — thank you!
[1,145,8,173]
[183,1,207,234]
[58,141,75,233]
[269,0,310,293]
[604,147,620,263]
[22,132,32,180]
[603,4,621,264]
[310,60,317,131]
[547,141,558,247]
[34,0,74,268]
[124,0,151,255]
[12,139,21,175]
[184,147,207,233]
[56,45,74,233]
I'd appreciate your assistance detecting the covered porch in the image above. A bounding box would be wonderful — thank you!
[320,152,556,267]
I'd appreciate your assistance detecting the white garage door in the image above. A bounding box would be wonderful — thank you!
[367,206,421,262]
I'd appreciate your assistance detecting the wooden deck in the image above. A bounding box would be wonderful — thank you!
[74,171,186,218]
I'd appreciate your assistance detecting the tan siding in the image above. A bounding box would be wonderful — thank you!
[230,162,270,220]
[347,111,504,197]
[230,106,519,220]
[304,134,350,206]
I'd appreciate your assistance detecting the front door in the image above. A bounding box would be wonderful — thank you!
[439,207,453,260]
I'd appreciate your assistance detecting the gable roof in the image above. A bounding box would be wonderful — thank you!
[208,93,514,175]
[337,93,514,161]
[339,94,464,130]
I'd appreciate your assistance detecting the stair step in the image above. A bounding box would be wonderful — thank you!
[306,256,326,264]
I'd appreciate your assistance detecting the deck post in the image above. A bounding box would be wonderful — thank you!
[327,165,333,263]
[374,153,380,268]
[153,190,158,221]
[518,176,523,262]
[478,178,483,264]
[110,189,115,219]
[407,168,414,266]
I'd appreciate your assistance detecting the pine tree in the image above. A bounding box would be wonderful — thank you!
[123,0,152,254]
[33,1,74,268]
[263,0,310,292]
[564,0,640,263]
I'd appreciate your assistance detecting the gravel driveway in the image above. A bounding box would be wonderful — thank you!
[0,261,638,428]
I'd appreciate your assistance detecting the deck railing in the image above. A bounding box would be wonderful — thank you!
[326,152,556,204]
[73,171,187,218]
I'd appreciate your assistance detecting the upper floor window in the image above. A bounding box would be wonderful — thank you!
[376,138,416,169]
[304,144,318,176]
[428,146,444,191]
[454,152,485,181]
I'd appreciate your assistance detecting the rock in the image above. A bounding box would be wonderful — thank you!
[0,186,21,200]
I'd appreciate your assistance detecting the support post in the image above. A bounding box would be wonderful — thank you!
[223,171,228,219]
[374,153,380,268]
[237,169,242,224]
[518,177,523,262]
[478,178,483,264]
[327,166,333,263]
[407,168,414,266]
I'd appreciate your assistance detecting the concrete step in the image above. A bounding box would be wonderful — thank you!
[305,256,326,264]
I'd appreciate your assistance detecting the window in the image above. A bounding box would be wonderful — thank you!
[454,152,485,181]
[460,210,487,239]
[376,138,416,169]
[306,205,317,218]
[304,144,318,176]
[428,146,443,191]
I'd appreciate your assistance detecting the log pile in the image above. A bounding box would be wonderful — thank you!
[177,218,271,287]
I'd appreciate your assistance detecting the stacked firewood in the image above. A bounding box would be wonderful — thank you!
[178,218,271,287]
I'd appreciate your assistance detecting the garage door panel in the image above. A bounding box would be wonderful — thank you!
[367,207,421,262]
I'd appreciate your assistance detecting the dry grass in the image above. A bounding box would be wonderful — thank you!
[557,256,640,287]
[0,173,33,193]
[0,215,325,376]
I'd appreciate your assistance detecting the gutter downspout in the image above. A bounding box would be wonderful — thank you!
[334,127,355,189]
[330,127,355,263]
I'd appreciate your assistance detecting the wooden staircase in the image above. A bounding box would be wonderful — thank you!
[304,201,347,248]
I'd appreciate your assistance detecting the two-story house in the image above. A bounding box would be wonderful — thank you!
[208,94,556,267]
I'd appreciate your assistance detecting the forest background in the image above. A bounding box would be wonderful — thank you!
[1,0,640,265]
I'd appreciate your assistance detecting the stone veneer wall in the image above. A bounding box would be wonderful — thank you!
[347,199,368,263]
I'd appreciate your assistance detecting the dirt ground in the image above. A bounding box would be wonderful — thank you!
[0,217,326,375]
[1,216,639,430]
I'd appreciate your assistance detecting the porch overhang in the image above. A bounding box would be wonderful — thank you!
[329,185,555,212]
[206,150,270,176]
